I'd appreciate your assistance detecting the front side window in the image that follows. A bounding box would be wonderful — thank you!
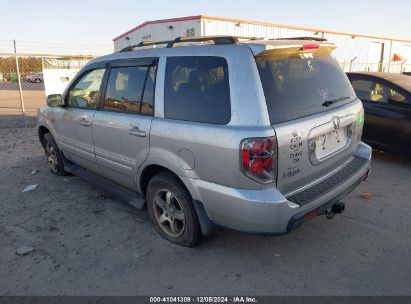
[67,68,105,109]
[351,78,407,103]
[104,66,154,114]
[164,56,231,124]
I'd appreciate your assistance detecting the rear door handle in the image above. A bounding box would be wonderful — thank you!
[78,117,91,127]
[129,126,146,137]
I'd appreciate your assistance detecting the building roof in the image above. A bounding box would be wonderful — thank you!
[113,15,203,41]
[112,15,411,43]
[347,72,411,92]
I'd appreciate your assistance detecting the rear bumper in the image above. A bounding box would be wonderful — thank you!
[182,142,372,234]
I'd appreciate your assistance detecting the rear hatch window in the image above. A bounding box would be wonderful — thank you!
[256,49,356,124]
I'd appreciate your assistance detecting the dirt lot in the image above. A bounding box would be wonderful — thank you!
[0,126,411,296]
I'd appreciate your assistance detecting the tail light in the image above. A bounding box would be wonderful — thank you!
[304,208,320,220]
[241,137,277,183]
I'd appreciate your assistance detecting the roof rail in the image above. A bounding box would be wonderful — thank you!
[166,36,239,48]
[272,36,328,42]
[118,36,242,52]
[118,40,172,52]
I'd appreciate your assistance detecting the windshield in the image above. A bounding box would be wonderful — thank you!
[256,53,356,124]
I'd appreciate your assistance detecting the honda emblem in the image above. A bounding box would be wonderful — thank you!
[332,116,341,130]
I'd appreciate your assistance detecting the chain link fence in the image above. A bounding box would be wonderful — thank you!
[0,54,95,128]
[0,55,44,124]
[0,39,112,128]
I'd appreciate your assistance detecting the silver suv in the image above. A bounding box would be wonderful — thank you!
[37,36,372,247]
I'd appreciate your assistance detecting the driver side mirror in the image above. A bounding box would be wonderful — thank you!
[46,94,63,107]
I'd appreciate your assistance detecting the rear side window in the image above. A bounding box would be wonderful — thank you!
[164,56,231,124]
[103,65,155,115]
[256,53,356,124]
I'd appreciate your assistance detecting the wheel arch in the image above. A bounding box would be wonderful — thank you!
[37,116,59,149]
[139,164,186,197]
[139,163,214,236]
[38,125,51,148]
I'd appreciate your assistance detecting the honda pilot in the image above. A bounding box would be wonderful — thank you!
[37,36,372,247]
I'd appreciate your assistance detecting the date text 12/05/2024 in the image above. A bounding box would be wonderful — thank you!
[149,296,257,303]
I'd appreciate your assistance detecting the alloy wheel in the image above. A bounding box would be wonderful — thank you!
[45,143,58,173]
[153,189,186,238]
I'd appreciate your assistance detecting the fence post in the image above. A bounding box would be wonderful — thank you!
[387,40,393,73]
[13,40,27,128]
[349,56,357,72]
[401,59,407,73]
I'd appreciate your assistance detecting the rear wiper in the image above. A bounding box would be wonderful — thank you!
[322,96,351,107]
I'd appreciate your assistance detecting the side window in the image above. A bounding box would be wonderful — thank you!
[350,78,384,102]
[164,56,231,124]
[103,65,154,115]
[386,87,407,104]
[351,78,407,104]
[67,68,105,109]
[141,65,156,114]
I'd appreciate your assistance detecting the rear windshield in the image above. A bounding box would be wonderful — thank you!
[256,53,356,124]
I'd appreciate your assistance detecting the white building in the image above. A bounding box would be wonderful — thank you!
[113,15,411,72]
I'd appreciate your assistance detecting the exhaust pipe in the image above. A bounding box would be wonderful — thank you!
[326,202,345,219]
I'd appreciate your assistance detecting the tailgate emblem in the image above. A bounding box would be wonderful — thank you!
[332,116,341,130]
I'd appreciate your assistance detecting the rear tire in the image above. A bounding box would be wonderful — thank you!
[146,172,202,247]
[43,133,67,176]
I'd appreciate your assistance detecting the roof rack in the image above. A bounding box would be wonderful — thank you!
[166,36,239,48]
[272,36,328,42]
[118,36,247,52]
[119,40,172,52]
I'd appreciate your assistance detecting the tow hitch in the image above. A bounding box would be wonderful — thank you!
[287,201,347,232]
[325,202,345,219]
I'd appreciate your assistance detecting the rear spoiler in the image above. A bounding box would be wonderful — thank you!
[255,43,337,58]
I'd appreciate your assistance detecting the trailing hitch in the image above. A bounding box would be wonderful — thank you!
[326,202,345,219]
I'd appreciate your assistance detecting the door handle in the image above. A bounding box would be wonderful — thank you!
[129,126,146,137]
[78,117,91,127]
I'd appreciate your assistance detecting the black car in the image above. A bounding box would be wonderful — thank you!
[347,72,411,156]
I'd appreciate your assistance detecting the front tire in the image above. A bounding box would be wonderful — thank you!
[146,172,202,247]
[43,133,66,176]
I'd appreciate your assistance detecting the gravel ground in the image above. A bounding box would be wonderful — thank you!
[0,127,410,296]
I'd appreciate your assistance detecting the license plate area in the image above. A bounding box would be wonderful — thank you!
[315,127,347,160]
[307,114,356,166]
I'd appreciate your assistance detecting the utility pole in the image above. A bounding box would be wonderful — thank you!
[14,39,26,127]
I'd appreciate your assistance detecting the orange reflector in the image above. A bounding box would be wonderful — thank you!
[303,208,320,219]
